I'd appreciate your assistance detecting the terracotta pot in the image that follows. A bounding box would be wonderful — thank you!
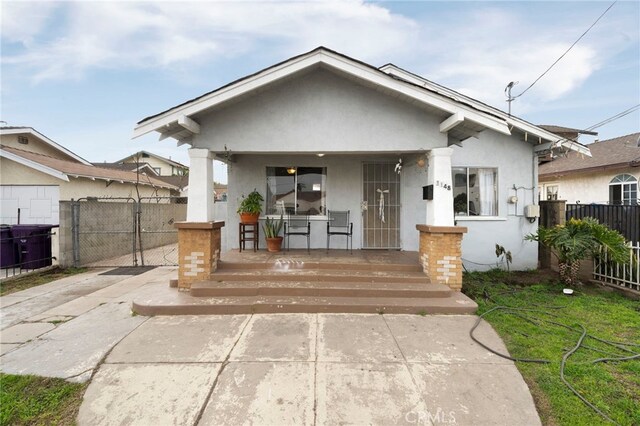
[266,237,283,252]
[239,212,260,224]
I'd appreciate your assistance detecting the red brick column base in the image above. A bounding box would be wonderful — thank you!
[174,221,224,290]
[416,224,467,291]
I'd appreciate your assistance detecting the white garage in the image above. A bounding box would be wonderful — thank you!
[0,185,60,225]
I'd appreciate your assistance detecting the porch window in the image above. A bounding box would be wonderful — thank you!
[452,167,498,216]
[609,174,638,205]
[266,167,326,215]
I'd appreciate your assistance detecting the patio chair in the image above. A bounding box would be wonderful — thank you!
[326,210,353,252]
[284,214,311,252]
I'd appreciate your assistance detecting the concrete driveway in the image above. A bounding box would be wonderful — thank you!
[1,268,541,426]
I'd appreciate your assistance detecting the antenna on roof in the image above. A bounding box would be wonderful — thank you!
[504,81,518,115]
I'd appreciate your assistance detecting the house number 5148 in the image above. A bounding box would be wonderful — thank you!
[435,180,451,191]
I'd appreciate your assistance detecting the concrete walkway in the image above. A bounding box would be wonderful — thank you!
[0,268,541,425]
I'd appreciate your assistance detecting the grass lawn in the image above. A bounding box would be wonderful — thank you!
[0,267,87,297]
[463,269,640,426]
[0,374,87,426]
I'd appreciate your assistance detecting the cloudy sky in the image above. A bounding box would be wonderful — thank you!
[2,1,639,183]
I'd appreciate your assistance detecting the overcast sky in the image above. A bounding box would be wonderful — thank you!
[2,1,639,183]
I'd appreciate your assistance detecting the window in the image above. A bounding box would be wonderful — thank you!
[546,185,559,200]
[452,167,497,216]
[266,167,326,215]
[609,174,638,205]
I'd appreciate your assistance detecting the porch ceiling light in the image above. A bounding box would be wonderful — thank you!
[287,167,296,175]
[317,153,325,157]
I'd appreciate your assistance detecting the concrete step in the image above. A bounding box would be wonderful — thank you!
[218,261,423,273]
[190,280,452,298]
[209,270,429,284]
[132,288,478,316]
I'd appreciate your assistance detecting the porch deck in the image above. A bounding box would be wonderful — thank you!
[132,249,478,315]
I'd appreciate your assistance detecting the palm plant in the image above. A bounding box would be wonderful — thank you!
[526,217,629,286]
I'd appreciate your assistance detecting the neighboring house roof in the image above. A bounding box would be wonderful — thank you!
[539,132,640,178]
[132,46,589,157]
[0,145,179,190]
[117,150,188,170]
[92,161,159,175]
[538,125,598,136]
[154,174,189,190]
[0,126,92,165]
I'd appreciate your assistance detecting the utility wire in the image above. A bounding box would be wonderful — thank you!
[512,1,617,100]
[584,104,640,131]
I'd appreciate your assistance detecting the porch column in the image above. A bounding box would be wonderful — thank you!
[418,147,466,291]
[426,147,454,226]
[187,148,214,222]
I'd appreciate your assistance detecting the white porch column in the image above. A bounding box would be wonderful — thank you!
[426,147,455,226]
[187,148,214,222]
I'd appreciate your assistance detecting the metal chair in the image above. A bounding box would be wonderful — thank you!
[284,215,311,252]
[326,210,353,252]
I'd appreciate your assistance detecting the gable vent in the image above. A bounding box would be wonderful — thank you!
[18,136,28,145]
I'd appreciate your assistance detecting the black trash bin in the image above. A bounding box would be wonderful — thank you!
[11,224,56,270]
[0,225,16,268]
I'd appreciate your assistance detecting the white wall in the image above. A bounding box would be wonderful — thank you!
[193,67,447,154]
[540,168,639,204]
[1,185,60,225]
[451,131,539,270]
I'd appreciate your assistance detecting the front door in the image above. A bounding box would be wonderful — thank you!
[362,162,401,249]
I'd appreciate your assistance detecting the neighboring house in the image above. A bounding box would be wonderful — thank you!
[116,150,188,177]
[539,132,640,205]
[0,127,179,225]
[132,47,589,270]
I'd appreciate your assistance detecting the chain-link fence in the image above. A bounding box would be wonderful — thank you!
[71,197,186,267]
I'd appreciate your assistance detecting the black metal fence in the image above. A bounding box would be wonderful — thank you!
[566,204,639,243]
[1,225,57,279]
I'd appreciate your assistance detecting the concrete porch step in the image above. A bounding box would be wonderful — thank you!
[190,280,452,298]
[218,261,423,273]
[209,270,430,284]
[132,288,478,316]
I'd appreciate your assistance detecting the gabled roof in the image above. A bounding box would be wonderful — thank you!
[92,161,159,176]
[154,174,189,190]
[117,150,188,169]
[132,46,589,157]
[538,125,598,136]
[539,132,640,177]
[0,145,179,190]
[0,126,92,165]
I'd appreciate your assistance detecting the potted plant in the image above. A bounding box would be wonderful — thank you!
[237,189,264,223]
[263,216,284,252]
[525,217,629,286]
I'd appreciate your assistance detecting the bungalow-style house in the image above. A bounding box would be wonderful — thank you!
[132,47,590,275]
[539,132,640,204]
[0,127,178,225]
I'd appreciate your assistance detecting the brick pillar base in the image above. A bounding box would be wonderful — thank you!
[416,224,467,291]
[175,221,224,290]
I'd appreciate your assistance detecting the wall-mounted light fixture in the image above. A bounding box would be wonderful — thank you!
[287,167,296,175]
[317,153,325,157]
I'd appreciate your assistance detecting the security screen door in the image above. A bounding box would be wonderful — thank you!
[362,162,401,249]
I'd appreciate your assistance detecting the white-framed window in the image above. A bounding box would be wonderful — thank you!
[452,167,498,216]
[266,167,327,215]
[546,185,559,200]
[609,174,638,205]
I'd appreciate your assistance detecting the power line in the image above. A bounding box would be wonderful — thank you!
[585,104,640,131]
[507,1,617,108]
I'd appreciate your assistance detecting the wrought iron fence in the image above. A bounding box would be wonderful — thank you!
[1,225,57,279]
[71,197,186,267]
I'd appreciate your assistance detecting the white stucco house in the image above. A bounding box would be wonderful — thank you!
[132,47,589,270]
[539,132,640,205]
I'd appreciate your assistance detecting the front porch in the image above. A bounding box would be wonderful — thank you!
[132,247,478,316]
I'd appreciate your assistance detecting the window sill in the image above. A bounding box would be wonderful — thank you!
[455,216,507,221]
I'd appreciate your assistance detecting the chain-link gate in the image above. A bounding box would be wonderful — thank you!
[71,197,187,267]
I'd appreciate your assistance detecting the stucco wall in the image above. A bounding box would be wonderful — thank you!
[0,158,173,200]
[540,168,639,204]
[1,133,79,162]
[451,131,539,270]
[193,68,448,154]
